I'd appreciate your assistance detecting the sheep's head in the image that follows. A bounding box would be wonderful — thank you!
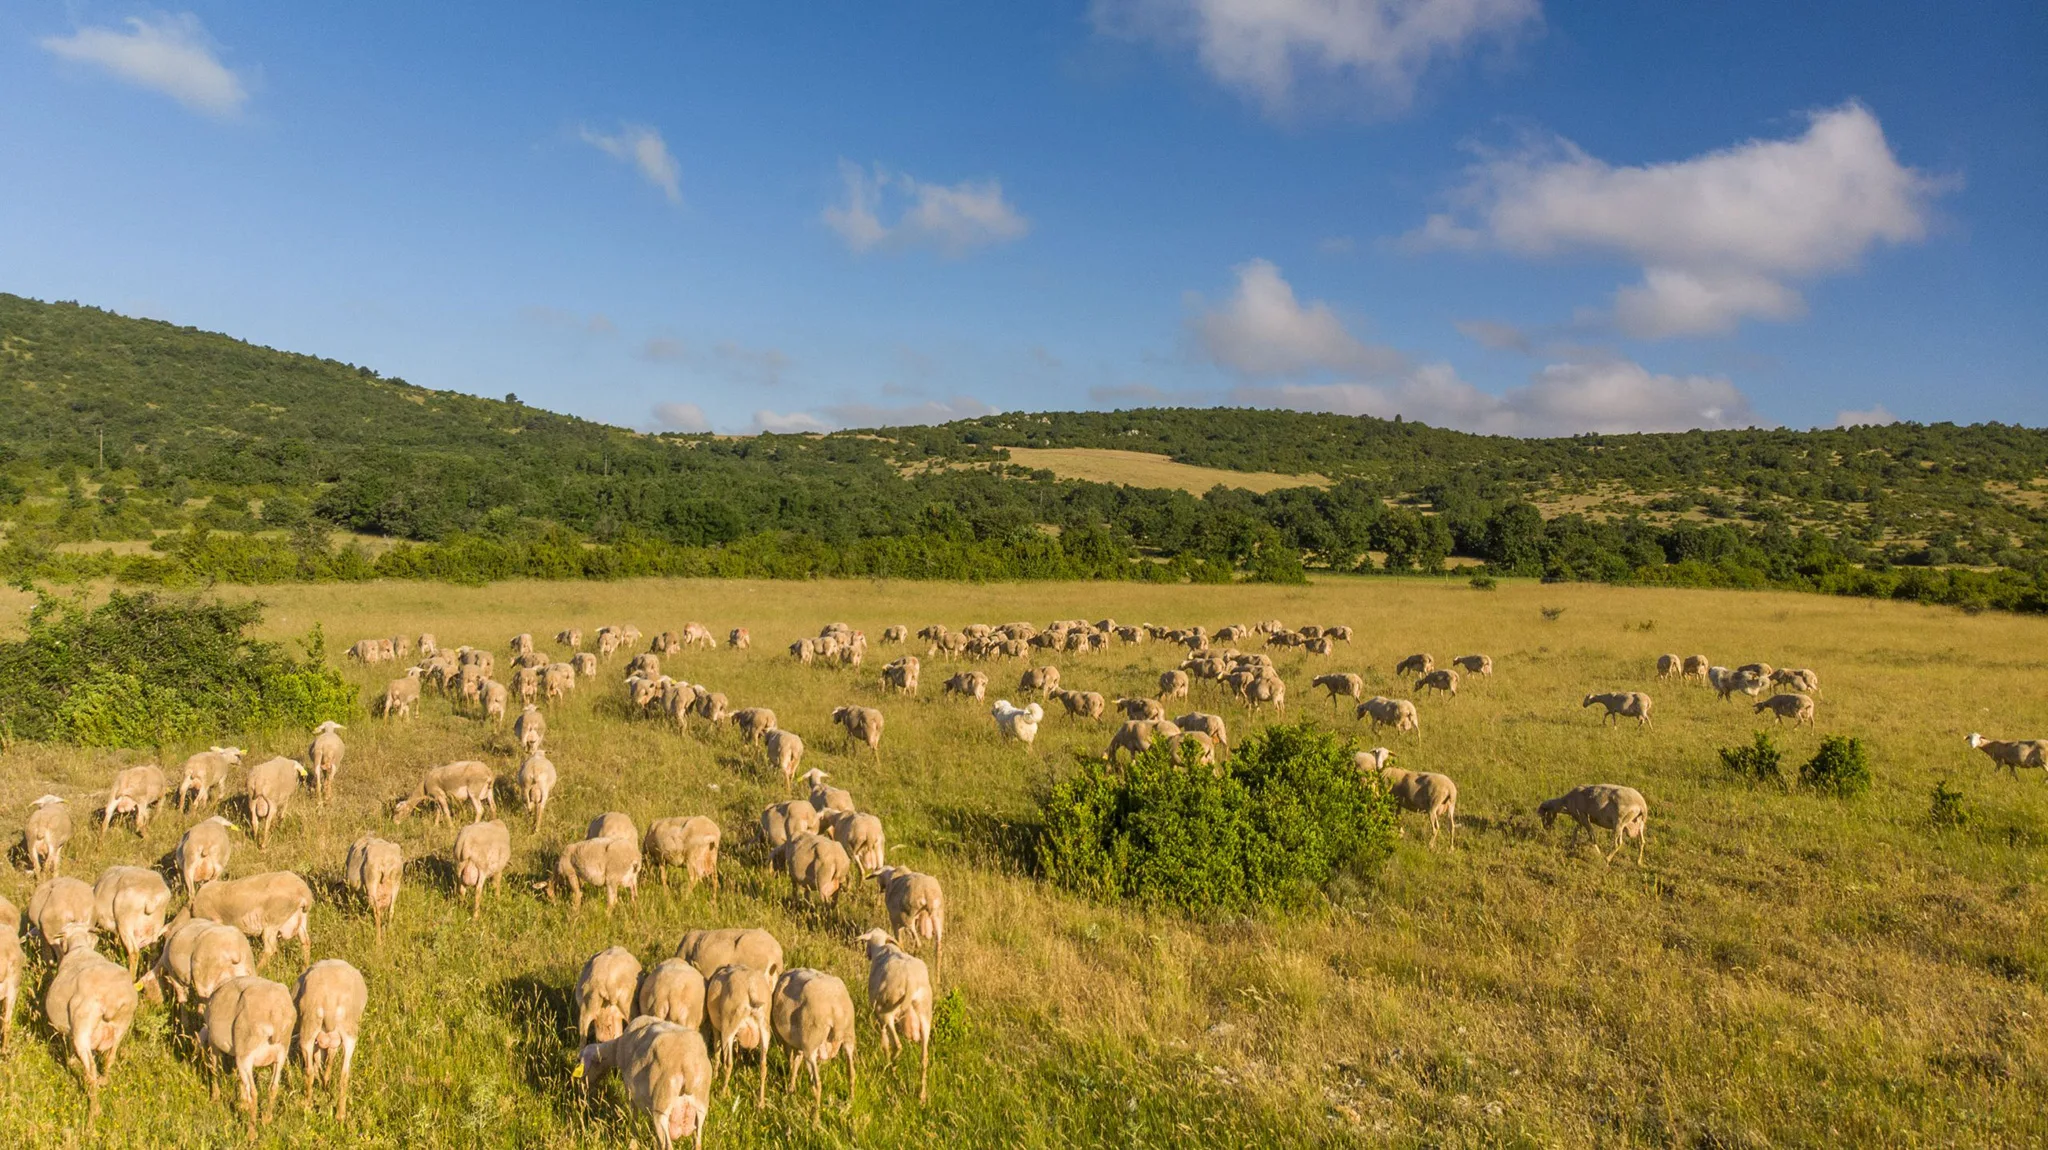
[1537,799,1562,829]
[32,794,65,809]
[1966,733,1985,749]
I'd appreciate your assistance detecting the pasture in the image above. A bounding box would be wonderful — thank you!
[1,576,2045,1148]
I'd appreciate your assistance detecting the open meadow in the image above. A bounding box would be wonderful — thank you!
[1,576,2045,1148]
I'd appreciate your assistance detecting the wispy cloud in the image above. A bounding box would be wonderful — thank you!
[650,402,711,433]
[41,13,248,117]
[580,123,683,204]
[751,410,832,435]
[1455,318,1534,353]
[823,161,1029,256]
[1835,404,1898,428]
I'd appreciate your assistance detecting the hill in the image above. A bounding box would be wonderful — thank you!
[2,293,2046,610]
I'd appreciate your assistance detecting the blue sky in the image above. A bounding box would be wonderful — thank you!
[3,1,2043,436]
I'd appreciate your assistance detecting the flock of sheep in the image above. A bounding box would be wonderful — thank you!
[7,611,2041,1144]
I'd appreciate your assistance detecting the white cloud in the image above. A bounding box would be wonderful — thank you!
[751,410,832,435]
[1412,102,1951,337]
[821,395,996,428]
[1094,0,1538,117]
[1835,404,1898,428]
[580,124,682,204]
[651,402,711,433]
[41,13,247,116]
[1191,259,1405,376]
[823,161,1029,256]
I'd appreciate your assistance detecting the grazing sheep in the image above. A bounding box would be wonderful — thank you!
[681,622,716,649]
[679,928,785,981]
[1243,673,1287,712]
[92,865,172,973]
[1682,654,1710,683]
[760,800,823,853]
[942,671,988,701]
[629,652,662,679]
[552,836,642,914]
[1583,692,1654,728]
[101,763,168,836]
[544,662,577,702]
[578,1017,714,1150]
[573,652,599,678]
[1357,748,1457,847]
[1019,666,1062,696]
[689,689,729,725]
[44,947,139,1112]
[481,679,510,724]
[343,835,403,942]
[1966,733,2048,779]
[991,699,1045,744]
[200,974,296,1126]
[1104,718,1182,764]
[556,628,584,650]
[452,820,512,919]
[1451,654,1493,676]
[1312,673,1365,707]
[393,761,498,825]
[774,833,852,904]
[765,728,807,789]
[295,959,368,1122]
[25,795,73,878]
[588,811,640,843]
[184,871,315,967]
[516,751,557,830]
[638,958,707,1028]
[1656,653,1682,679]
[771,968,858,1123]
[881,656,921,695]
[643,816,721,894]
[705,963,774,1106]
[379,668,424,720]
[306,722,345,802]
[1158,669,1190,701]
[514,703,548,753]
[1539,784,1650,864]
[1356,696,1419,735]
[577,946,643,1042]
[654,631,683,656]
[1416,668,1460,698]
[176,816,237,896]
[821,810,886,876]
[831,706,885,760]
[727,627,751,650]
[731,707,778,745]
[28,877,97,957]
[244,756,308,849]
[1772,667,1822,696]
[1394,653,1434,676]
[1117,696,1166,721]
[139,916,253,1014]
[874,866,945,980]
[1735,662,1775,682]
[1173,712,1229,753]
[1052,689,1107,720]
[0,914,21,1050]
[178,747,247,811]
[882,625,909,644]
[1166,731,1220,766]
[858,929,935,1101]
[511,632,535,656]
[1707,666,1739,700]
[1755,692,1817,727]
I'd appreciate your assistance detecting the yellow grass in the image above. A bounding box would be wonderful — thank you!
[1000,447,1327,494]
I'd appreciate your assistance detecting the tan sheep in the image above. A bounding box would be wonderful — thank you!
[881,656,921,694]
[1357,748,1457,847]
[874,866,945,981]
[1682,654,1710,683]
[821,810,886,876]
[296,958,368,1122]
[379,668,424,720]
[572,652,600,679]
[1451,654,1493,676]
[1583,691,1654,728]
[200,974,296,1126]
[679,928,785,981]
[731,707,778,745]
[393,760,497,825]
[1019,665,1061,696]
[92,865,172,973]
[1356,696,1419,735]
[1539,784,1649,863]
[802,768,855,815]
[101,762,168,835]
[1104,718,1182,764]
[577,1017,714,1150]
[1312,673,1365,708]
[1053,688,1107,720]
[1158,669,1190,701]
[760,800,822,853]
[140,916,253,1014]
[638,957,708,1028]
[1966,733,2048,778]
[544,662,577,702]
[552,836,642,914]
[729,627,752,649]
[1656,653,1682,679]
[29,876,98,958]
[514,703,548,753]
[516,750,557,830]
[644,816,721,894]
[577,946,643,1042]
[511,632,535,656]
[1416,668,1460,698]
[705,963,774,1106]
[942,671,988,701]
[859,929,935,1100]
[771,968,859,1123]
[556,628,584,650]
[1166,731,1220,766]
[1117,696,1166,721]
[1754,692,1817,727]
[1772,667,1821,695]
[344,835,403,942]
[176,815,237,896]
[184,871,315,967]
[44,947,139,1113]
[1174,712,1230,754]
[178,746,247,811]
[25,795,73,878]
[452,819,512,919]
[244,756,308,849]
[1243,673,1287,712]
[765,728,807,789]
[1394,653,1434,676]
[832,705,885,760]
[306,722,345,802]
[775,833,853,904]
[481,679,510,725]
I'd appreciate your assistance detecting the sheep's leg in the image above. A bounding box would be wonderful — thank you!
[919,1030,930,1102]
[301,1037,318,1106]
[810,1055,823,1125]
[756,1034,769,1107]
[264,1053,285,1122]
[843,1045,856,1112]
[472,881,485,920]
[336,1035,357,1122]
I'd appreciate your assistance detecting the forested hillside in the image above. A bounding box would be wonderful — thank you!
[4,293,2046,611]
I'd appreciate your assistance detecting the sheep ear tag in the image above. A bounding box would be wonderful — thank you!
[569,1058,585,1079]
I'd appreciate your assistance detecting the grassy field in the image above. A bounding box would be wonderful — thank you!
[1,576,2045,1148]
[999,447,1328,494]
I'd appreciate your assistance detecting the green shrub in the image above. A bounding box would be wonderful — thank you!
[1468,574,1497,591]
[1800,735,1873,797]
[1719,731,1786,787]
[1035,722,1396,914]
[1929,779,1969,829]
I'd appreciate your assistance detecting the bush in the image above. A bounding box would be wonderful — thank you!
[1720,731,1786,787]
[1035,722,1396,914]
[1468,574,1497,591]
[1929,779,1969,829]
[1800,735,1873,797]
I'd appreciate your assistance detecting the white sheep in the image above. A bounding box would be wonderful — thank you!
[577,1017,714,1150]
[704,963,774,1107]
[43,947,139,1113]
[1357,748,1457,847]
[678,928,785,982]
[200,974,296,1126]
[1356,696,1419,735]
[577,946,643,1043]
[1656,653,1682,679]
[1157,670,1190,701]
[1104,718,1181,764]
[25,795,74,878]
[184,871,315,968]
[92,865,172,973]
[1394,653,1434,676]
[0,904,20,1051]
[552,836,642,914]
[637,957,708,1028]
[859,929,935,1101]
[833,705,885,760]
[296,959,369,1122]
[178,746,247,811]
[1966,733,2048,779]
[514,703,548,752]
[643,816,721,894]
[343,835,403,942]
[1451,654,1493,676]
[142,917,253,1014]
[1754,692,1816,727]
[306,722,346,802]
[942,671,988,701]
[802,768,855,815]
[760,801,822,854]
[1415,668,1459,698]
[516,750,557,830]
[453,820,512,919]
[821,809,886,877]
[1539,784,1649,864]
[101,763,168,836]
[874,865,946,982]
[771,968,859,1124]
[1582,691,1653,728]
[244,756,309,849]
[175,815,237,896]
[774,833,852,905]
[1312,673,1365,707]
[393,761,497,825]
[28,876,97,958]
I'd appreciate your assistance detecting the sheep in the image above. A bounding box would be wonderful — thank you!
[1539,784,1650,864]
[577,946,643,1043]
[178,746,247,810]
[1735,662,1775,682]
[1394,653,1434,676]
[1583,692,1654,728]
[1755,692,1817,727]
[379,668,424,720]
[515,750,557,831]
[306,722,345,802]
[28,877,97,958]
[621,625,645,648]
[1243,673,1287,712]
[1019,666,1062,696]
[731,707,778,745]
[679,928,785,982]
[760,800,822,853]
[295,959,368,1121]
[26,795,75,878]
[393,760,498,825]
[514,703,548,752]
[689,689,729,725]
[101,763,168,836]
[643,816,721,894]
[1772,667,1822,696]
[830,705,885,761]
[1173,712,1229,754]
[1707,665,1739,700]
[175,816,237,896]
[775,833,852,904]
[418,633,438,657]
[0,907,19,1050]
[1966,733,2048,779]
[705,963,774,1106]
[629,652,662,678]
[577,1017,714,1150]
[942,671,988,701]
[1656,653,1682,679]
[637,957,707,1029]
[43,947,139,1112]
[1117,696,1166,721]
[881,656,921,694]
[1104,718,1182,764]
[184,871,315,967]
[753,727,805,789]
[344,835,403,942]
[722,626,750,650]
[92,865,172,973]
[544,662,577,702]
[991,700,1045,744]
[874,866,945,981]
[771,968,859,1123]
[482,679,510,724]
[552,836,642,914]
[200,974,296,1126]
[681,622,717,649]
[821,810,886,876]
[556,628,583,650]
[1312,673,1365,708]
[511,632,535,656]
[452,820,511,919]
[1356,696,1419,735]
[141,917,254,1015]
[1416,668,1460,698]
[570,652,599,680]
[1158,669,1190,701]
[1451,654,1493,676]
[245,756,308,849]
[1052,688,1107,720]
[859,929,935,1101]
[588,811,640,842]
[802,768,855,815]
[1357,748,1457,847]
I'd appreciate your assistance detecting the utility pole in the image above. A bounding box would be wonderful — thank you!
[97,426,104,471]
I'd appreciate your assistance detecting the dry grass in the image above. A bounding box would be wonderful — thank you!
[1,576,2045,1147]
[999,447,1327,494]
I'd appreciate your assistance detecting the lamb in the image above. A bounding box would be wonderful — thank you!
[731,707,778,745]
[176,816,237,895]
[776,833,853,904]
[1357,748,1457,847]
[178,746,247,810]
[452,820,512,918]
[859,929,935,1101]
[1966,733,2048,778]
[881,656,921,694]
[1104,718,1182,764]
[139,916,253,1015]
[552,836,643,914]
[25,795,73,878]
[1416,668,1460,698]
[1158,669,1190,701]
[705,963,774,1106]
[1754,692,1817,727]
[307,722,346,802]
[577,946,643,1042]
[643,816,721,894]
[393,760,498,825]
[638,958,707,1028]
[344,835,403,942]
[1356,696,1419,735]
[729,627,752,650]
[184,871,315,967]
[295,959,368,1121]
[821,810,886,877]
[577,1017,714,1150]
[1539,784,1649,864]
[200,974,296,1126]
[1394,653,1434,676]
[1656,653,1682,679]
[760,800,822,853]
[678,928,785,981]
[92,865,172,973]
[1019,666,1062,696]
[516,750,557,830]
[43,947,139,1112]
[1682,654,1710,683]
[992,700,1046,745]
[771,968,859,1123]
[831,705,886,760]
[1312,673,1365,707]
[101,762,168,835]
[244,756,308,849]
[874,866,945,981]
[942,671,988,701]
[28,876,97,957]
[1053,689,1107,720]
[514,703,548,753]
[1117,696,1166,721]
[1451,654,1493,676]
[379,668,423,720]
[1583,692,1654,728]
[765,728,807,789]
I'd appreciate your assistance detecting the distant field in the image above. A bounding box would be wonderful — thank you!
[1,577,2045,1147]
[1000,447,1327,494]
